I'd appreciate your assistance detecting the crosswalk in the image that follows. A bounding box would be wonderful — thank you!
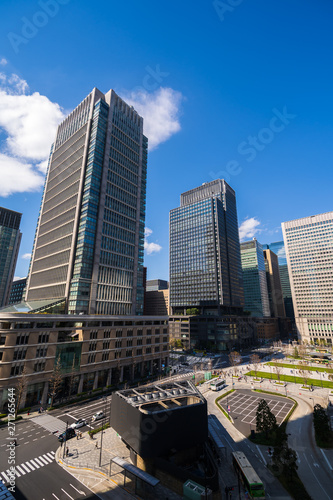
[31,414,66,434]
[0,451,55,484]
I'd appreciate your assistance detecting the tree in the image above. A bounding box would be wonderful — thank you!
[15,365,28,418]
[49,357,63,407]
[67,355,77,398]
[298,343,307,360]
[313,404,330,442]
[229,351,241,377]
[256,399,277,438]
[250,354,261,379]
[272,359,283,383]
[293,346,299,359]
[272,441,298,480]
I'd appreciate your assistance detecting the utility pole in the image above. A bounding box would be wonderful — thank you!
[63,420,68,459]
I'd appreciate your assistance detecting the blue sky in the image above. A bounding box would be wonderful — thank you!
[0,0,333,281]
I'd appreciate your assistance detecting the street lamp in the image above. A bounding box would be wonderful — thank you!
[99,397,108,466]
[309,397,314,408]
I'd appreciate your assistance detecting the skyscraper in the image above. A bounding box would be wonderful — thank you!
[282,211,333,344]
[263,241,294,321]
[263,249,286,318]
[25,88,147,316]
[169,179,244,314]
[240,239,270,317]
[0,208,22,307]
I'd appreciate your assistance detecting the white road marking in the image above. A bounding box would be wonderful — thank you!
[52,494,60,500]
[303,453,331,499]
[42,454,53,463]
[16,465,26,475]
[25,461,36,471]
[70,484,86,495]
[21,463,31,473]
[14,468,21,477]
[320,449,333,471]
[23,441,29,445]
[1,471,9,483]
[256,445,267,465]
[29,459,40,469]
[34,457,45,467]
[39,455,50,465]
[61,488,75,499]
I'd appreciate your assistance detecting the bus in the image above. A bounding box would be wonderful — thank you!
[210,378,226,391]
[232,451,265,498]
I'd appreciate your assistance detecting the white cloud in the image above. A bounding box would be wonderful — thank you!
[144,227,162,255]
[22,253,32,260]
[277,247,286,260]
[0,154,44,197]
[239,217,262,241]
[14,276,24,281]
[0,70,65,196]
[122,87,183,150]
[0,58,7,66]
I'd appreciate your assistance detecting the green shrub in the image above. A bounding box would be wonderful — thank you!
[88,423,110,437]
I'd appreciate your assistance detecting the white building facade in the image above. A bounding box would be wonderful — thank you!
[282,212,333,344]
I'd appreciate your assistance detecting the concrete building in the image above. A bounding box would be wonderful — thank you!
[263,249,286,318]
[0,208,22,308]
[263,241,294,321]
[170,179,244,315]
[0,309,168,412]
[25,88,147,316]
[145,289,170,316]
[9,277,26,305]
[240,239,270,318]
[282,211,333,345]
[146,279,168,292]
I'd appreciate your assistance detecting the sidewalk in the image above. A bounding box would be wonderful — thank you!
[55,426,182,500]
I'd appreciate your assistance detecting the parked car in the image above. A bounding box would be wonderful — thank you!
[58,428,76,442]
[70,418,87,429]
[92,411,104,423]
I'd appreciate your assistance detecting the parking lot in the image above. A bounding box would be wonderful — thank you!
[219,389,294,436]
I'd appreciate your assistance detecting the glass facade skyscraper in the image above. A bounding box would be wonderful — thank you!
[0,208,22,307]
[282,212,333,344]
[240,239,270,317]
[263,241,294,321]
[26,88,147,315]
[169,179,244,313]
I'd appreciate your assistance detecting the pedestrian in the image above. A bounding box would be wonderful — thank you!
[66,447,69,457]
[76,433,79,440]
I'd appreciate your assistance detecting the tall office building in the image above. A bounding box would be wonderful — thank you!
[282,211,333,344]
[263,241,294,321]
[0,208,22,307]
[169,179,244,314]
[25,88,147,315]
[9,277,26,305]
[240,239,270,317]
[263,249,286,318]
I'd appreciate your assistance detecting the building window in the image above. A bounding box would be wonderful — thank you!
[90,330,98,340]
[16,334,29,345]
[146,338,151,345]
[155,329,160,335]
[13,348,27,361]
[146,347,151,354]
[102,351,109,361]
[127,329,133,337]
[137,329,143,336]
[155,346,160,353]
[116,330,122,338]
[137,339,142,346]
[147,329,151,335]
[88,353,96,363]
[38,332,49,344]
[103,340,110,350]
[155,337,160,344]
[0,336,6,346]
[10,363,24,376]
[115,350,121,359]
[36,346,47,358]
[126,349,132,357]
[136,348,142,356]
[34,360,45,372]
[89,342,97,351]
[0,352,3,361]
[104,330,111,338]
[115,340,122,349]
[127,340,133,347]
[163,328,167,334]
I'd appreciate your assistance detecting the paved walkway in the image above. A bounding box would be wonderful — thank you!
[55,426,182,500]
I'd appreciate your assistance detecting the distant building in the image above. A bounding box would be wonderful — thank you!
[146,279,168,292]
[263,241,294,321]
[145,289,170,316]
[9,277,26,304]
[170,179,244,315]
[263,249,286,317]
[240,239,270,317]
[282,211,333,345]
[0,208,22,307]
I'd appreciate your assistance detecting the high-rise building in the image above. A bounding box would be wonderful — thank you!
[25,88,147,316]
[240,239,270,317]
[263,241,294,321]
[146,279,168,292]
[9,277,26,304]
[282,211,333,344]
[0,208,22,307]
[263,249,286,317]
[169,179,244,314]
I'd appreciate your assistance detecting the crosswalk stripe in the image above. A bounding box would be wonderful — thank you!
[25,461,36,471]
[39,455,50,465]
[14,468,21,477]
[21,463,31,473]
[1,472,9,483]
[33,458,45,467]
[29,459,40,469]
[16,465,26,475]
[47,452,55,459]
